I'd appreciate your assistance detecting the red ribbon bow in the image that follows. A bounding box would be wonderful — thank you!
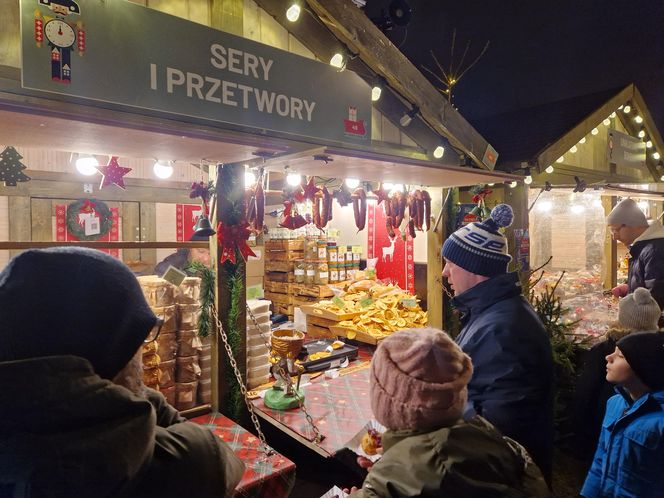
[472,189,493,203]
[217,221,256,264]
[81,200,96,214]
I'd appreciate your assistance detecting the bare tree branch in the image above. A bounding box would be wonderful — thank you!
[456,40,490,82]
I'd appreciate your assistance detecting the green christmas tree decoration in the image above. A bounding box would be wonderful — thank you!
[0,146,31,187]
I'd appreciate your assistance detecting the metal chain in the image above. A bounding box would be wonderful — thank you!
[246,304,325,444]
[212,305,274,456]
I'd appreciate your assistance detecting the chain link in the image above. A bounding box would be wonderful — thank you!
[246,304,325,445]
[212,305,274,456]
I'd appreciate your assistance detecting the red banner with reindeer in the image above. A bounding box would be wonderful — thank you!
[367,202,415,294]
[176,204,206,241]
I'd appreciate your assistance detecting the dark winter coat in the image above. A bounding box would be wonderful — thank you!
[0,355,244,498]
[347,416,550,498]
[581,389,664,498]
[628,221,664,312]
[451,272,554,480]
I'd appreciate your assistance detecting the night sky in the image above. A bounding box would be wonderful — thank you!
[366,1,664,133]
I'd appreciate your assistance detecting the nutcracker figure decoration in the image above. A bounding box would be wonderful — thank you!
[34,0,85,84]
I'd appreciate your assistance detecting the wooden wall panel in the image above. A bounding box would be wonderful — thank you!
[0,196,8,270]
[0,0,20,68]
[258,7,288,50]
[122,202,141,262]
[8,196,30,258]
[155,202,177,264]
[188,0,210,25]
[210,0,243,35]
[30,198,52,242]
[140,202,157,265]
[243,0,261,41]
[288,34,315,60]
[147,0,188,18]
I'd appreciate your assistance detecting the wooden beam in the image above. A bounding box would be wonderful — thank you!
[303,0,494,170]
[426,189,444,328]
[0,241,208,250]
[602,196,618,290]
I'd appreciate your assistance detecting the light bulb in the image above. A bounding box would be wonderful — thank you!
[623,105,631,114]
[579,137,587,144]
[638,129,646,138]
[399,113,413,127]
[603,118,611,126]
[371,85,382,102]
[287,172,302,186]
[75,155,99,176]
[653,152,661,160]
[286,3,301,22]
[383,182,394,191]
[570,145,578,153]
[433,145,445,159]
[487,183,495,186]
[389,184,404,194]
[545,165,555,174]
[610,112,616,118]
[153,160,174,179]
[646,140,653,148]
[509,181,518,188]
[591,127,599,135]
[345,178,360,189]
[661,174,664,182]
[245,171,256,187]
[524,175,533,185]
[329,53,345,69]
[634,115,643,124]
[537,200,552,213]
[570,204,585,214]
[556,156,565,163]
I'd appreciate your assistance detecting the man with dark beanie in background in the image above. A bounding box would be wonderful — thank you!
[441,204,554,482]
[0,248,243,498]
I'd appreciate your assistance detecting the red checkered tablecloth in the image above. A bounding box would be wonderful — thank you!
[190,413,296,498]
[251,367,373,457]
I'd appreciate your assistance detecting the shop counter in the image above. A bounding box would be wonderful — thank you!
[190,413,296,498]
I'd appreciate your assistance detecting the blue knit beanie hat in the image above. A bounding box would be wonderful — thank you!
[442,204,514,277]
[0,247,157,379]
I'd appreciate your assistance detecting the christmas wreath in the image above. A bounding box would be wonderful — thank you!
[66,199,113,240]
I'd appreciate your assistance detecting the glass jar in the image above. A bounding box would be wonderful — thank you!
[338,264,346,282]
[316,262,329,285]
[329,263,339,283]
[345,246,353,265]
[305,262,316,284]
[327,245,338,263]
[353,246,362,263]
[294,260,305,283]
[317,240,328,261]
[305,237,318,260]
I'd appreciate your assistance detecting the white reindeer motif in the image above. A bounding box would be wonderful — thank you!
[191,208,203,223]
[382,237,397,263]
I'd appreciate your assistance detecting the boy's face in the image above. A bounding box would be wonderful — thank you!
[605,347,634,384]
[189,248,210,267]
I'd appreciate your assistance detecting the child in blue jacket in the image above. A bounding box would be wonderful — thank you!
[581,330,664,498]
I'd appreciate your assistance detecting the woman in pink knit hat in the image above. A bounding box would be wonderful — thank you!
[345,327,550,498]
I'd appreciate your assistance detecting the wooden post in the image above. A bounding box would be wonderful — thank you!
[441,188,459,334]
[504,184,529,279]
[214,162,247,421]
[210,0,243,36]
[602,196,617,290]
[8,196,30,258]
[426,188,444,329]
[139,202,157,266]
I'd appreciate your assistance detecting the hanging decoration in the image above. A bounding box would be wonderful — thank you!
[245,172,265,233]
[65,198,113,240]
[217,220,256,264]
[470,185,493,221]
[303,176,321,201]
[189,180,214,213]
[373,183,390,205]
[0,146,31,186]
[97,156,132,190]
[279,200,308,230]
[312,186,333,230]
[333,183,353,206]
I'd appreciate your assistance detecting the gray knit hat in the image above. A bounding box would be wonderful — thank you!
[606,198,648,227]
[619,287,662,331]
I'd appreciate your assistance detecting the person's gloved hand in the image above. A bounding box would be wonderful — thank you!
[611,283,629,297]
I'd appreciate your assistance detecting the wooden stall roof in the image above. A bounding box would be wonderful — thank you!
[471,84,663,181]
[265,147,519,188]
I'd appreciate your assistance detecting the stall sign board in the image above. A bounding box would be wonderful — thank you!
[607,128,646,170]
[20,0,371,145]
[367,203,415,294]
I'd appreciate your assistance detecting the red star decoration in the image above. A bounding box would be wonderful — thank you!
[97,156,132,190]
[303,176,320,201]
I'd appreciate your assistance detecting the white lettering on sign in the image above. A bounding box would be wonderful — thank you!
[152,63,316,122]
[209,43,273,81]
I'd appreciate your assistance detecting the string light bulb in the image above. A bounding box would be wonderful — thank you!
[610,112,616,118]
[399,106,419,127]
[634,115,643,124]
[570,145,578,153]
[286,172,302,186]
[623,104,631,114]
[75,155,99,176]
[646,140,653,148]
[433,145,445,159]
[153,160,174,179]
[345,178,360,189]
[638,127,646,138]
[371,85,382,102]
[545,165,555,174]
[603,118,611,126]
[556,156,565,163]
[244,170,256,187]
[579,137,587,144]
[509,181,518,188]
[524,175,533,185]
[329,53,345,70]
[286,3,301,22]
[653,151,661,160]
[591,127,599,135]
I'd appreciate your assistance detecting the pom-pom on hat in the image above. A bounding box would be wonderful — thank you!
[442,203,514,277]
[617,331,664,391]
[0,247,157,379]
[370,328,473,431]
[619,287,662,332]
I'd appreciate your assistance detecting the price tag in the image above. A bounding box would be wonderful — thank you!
[360,297,374,308]
[247,284,264,300]
[333,296,346,309]
[401,297,417,308]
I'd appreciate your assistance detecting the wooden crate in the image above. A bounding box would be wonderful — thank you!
[292,295,319,306]
[275,303,295,316]
[265,260,295,273]
[306,315,339,329]
[264,291,291,306]
[265,239,304,251]
[300,304,362,322]
[330,325,382,345]
[265,250,304,261]
[291,283,335,298]
[264,271,294,283]
[306,324,338,340]
[263,280,292,294]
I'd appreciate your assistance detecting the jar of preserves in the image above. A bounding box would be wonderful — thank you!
[305,237,318,260]
[345,246,353,264]
[338,264,346,282]
[329,263,339,283]
[327,245,338,263]
[294,260,305,283]
[316,262,329,285]
[305,262,316,284]
[317,240,328,261]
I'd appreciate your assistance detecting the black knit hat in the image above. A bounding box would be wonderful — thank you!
[617,331,664,391]
[0,247,157,379]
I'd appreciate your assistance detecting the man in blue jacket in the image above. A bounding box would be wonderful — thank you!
[442,204,554,481]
